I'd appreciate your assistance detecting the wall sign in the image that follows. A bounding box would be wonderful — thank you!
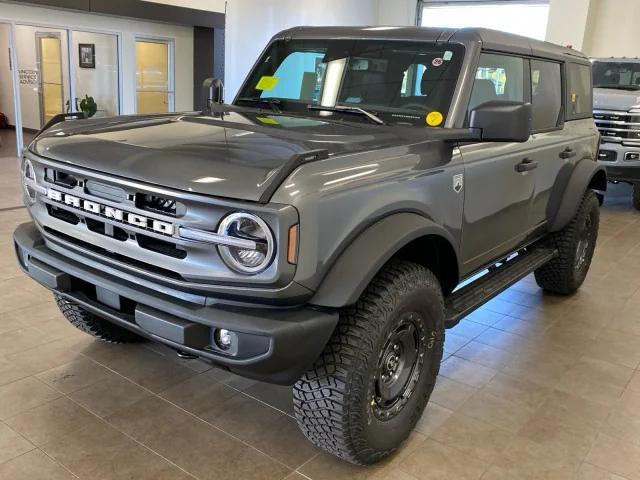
[19,69,38,85]
[79,43,95,68]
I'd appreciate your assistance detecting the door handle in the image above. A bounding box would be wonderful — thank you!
[515,158,538,173]
[559,147,576,159]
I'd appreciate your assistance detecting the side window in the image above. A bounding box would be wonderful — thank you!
[468,53,524,115]
[567,62,592,119]
[260,51,326,101]
[530,60,562,130]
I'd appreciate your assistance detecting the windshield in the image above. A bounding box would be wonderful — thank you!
[236,39,465,127]
[593,61,640,90]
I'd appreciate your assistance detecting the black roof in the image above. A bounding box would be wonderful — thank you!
[273,26,589,64]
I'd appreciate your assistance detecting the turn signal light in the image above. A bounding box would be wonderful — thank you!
[288,224,299,264]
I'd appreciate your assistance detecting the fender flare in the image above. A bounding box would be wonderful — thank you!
[310,212,458,308]
[549,159,606,232]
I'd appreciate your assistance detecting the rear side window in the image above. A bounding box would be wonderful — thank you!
[567,62,592,119]
[530,60,562,131]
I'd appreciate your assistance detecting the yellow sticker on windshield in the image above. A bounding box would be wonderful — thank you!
[256,116,279,125]
[256,76,279,91]
[426,111,443,127]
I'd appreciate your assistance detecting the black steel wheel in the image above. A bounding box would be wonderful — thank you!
[370,313,426,421]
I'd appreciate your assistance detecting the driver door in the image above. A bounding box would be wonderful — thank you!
[459,53,536,274]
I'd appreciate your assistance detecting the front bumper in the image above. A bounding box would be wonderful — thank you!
[598,141,640,182]
[14,222,338,385]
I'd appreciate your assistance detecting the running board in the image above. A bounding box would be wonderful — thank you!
[444,247,558,328]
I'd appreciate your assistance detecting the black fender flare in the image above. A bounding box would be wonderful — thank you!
[310,212,458,308]
[549,159,606,232]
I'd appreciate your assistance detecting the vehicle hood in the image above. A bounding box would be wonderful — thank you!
[30,111,416,202]
[593,87,640,111]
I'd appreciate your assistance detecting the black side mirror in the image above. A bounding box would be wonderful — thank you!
[470,101,532,142]
[202,77,224,113]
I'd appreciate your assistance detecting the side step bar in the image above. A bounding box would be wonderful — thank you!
[444,247,558,327]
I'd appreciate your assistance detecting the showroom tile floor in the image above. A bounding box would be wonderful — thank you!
[0,182,639,479]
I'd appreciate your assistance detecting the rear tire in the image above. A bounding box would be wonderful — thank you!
[633,183,640,211]
[55,294,143,343]
[293,261,445,465]
[534,190,599,295]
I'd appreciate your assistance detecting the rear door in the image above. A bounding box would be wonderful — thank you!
[459,52,535,274]
[526,59,580,229]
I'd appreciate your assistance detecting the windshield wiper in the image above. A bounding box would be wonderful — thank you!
[236,97,282,113]
[308,104,385,125]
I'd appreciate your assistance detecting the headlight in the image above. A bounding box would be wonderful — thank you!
[22,159,37,204]
[217,212,275,274]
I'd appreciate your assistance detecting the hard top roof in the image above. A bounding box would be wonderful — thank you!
[272,26,589,63]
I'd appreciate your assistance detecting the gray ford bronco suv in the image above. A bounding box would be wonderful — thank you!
[14,27,604,464]
[592,58,640,209]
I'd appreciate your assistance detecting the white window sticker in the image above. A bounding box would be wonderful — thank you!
[432,57,444,67]
[443,51,453,61]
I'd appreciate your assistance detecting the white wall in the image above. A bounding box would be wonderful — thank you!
[582,0,640,57]
[0,24,15,125]
[224,0,382,100]
[546,0,592,51]
[378,0,417,26]
[0,2,194,127]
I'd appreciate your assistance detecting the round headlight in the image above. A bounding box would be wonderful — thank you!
[22,159,37,204]
[217,213,275,274]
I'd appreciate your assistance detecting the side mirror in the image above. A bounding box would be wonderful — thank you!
[202,77,224,113]
[470,101,532,142]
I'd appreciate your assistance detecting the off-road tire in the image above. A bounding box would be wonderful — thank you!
[534,189,599,294]
[55,294,143,343]
[293,261,445,465]
[633,183,640,211]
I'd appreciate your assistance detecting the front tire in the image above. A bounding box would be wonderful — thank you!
[535,190,600,294]
[633,183,640,211]
[293,261,445,465]
[55,294,143,343]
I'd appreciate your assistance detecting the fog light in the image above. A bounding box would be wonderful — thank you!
[214,328,234,351]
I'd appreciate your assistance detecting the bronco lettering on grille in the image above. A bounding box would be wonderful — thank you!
[47,189,174,235]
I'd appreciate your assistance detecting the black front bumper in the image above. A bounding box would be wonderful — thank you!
[604,165,640,182]
[14,222,338,385]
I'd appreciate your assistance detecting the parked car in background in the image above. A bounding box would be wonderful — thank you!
[593,58,640,209]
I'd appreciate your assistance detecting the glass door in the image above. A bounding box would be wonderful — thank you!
[135,38,174,113]
[15,24,70,130]
[36,32,64,125]
[70,30,120,118]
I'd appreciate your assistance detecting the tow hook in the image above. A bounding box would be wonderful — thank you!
[176,350,198,360]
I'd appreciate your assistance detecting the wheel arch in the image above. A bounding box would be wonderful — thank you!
[549,159,607,232]
[309,212,459,308]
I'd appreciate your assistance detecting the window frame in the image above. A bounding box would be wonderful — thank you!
[465,50,531,127]
[565,61,593,121]
[528,57,565,134]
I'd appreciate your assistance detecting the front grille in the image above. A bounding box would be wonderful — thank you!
[43,227,184,280]
[135,194,180,217]
[47,204,80,225]
[594,110,640,144]
[137,234,187,259]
